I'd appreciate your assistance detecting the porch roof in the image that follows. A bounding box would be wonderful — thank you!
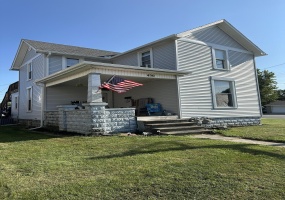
[35,62,190,87]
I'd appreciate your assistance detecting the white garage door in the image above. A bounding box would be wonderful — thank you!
[272,106,285,114]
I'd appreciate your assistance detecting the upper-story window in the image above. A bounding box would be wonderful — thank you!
[27,63,32,80]
[139,49,152,68]
[66,58,79,68]
[212,48,229,70]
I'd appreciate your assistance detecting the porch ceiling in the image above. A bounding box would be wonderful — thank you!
[35,61,190,87]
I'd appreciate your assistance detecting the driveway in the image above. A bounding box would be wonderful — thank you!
[262,114,285,119]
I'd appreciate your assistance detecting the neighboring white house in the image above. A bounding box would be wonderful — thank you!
[10,19,266,134]
[265,101,285,114]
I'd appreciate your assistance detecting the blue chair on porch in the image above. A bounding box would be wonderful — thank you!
[146,103,163,116]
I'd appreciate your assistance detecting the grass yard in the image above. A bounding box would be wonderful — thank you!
[216,118,285,143]
[0,125,285,199]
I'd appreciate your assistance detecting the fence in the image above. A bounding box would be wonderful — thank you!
[0,117,15,125]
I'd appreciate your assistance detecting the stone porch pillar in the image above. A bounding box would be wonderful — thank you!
[87,73,102,103]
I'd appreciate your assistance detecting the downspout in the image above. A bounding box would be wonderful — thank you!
[174,39,182,119]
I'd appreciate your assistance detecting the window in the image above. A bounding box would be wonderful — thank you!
[212,49,229,70]
[66,58,79,68]
[27,87,32,112]
[27,63,32,80]
[15,96,18,109]
[139,50,152,68]
[211,77,237,109]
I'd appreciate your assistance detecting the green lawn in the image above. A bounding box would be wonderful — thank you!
[216,118,285,143]
[0,125,285,199]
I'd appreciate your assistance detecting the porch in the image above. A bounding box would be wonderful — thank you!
[37,62,189,134]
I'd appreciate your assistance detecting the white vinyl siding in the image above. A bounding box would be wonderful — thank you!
[112,53,138,66]
[113,79,179,115]
[112,41,177,70]
[185,26,246,50]
[46,85,88,111]
[23,48,37,63]
[19,54,45,120]
[152,41,177,70]
[177,39,260,118]
[49,56,62,75]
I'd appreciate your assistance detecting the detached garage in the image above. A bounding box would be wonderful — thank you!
[265,101,285,114]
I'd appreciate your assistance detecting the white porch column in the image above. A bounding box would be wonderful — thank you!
[87,73,102,103]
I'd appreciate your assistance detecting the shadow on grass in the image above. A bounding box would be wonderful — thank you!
[0,125,62,143]
[89,140,285,161]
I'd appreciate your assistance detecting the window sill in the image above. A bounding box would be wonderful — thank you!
[213,107,237,110]
[212,68,230,71]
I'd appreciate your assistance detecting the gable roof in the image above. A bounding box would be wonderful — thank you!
[11,39,120,70]
[177,19,266,57]
[114,19,266,59]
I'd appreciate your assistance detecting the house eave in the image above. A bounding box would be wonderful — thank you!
[35,50,115,60]
[35,61,190,85]
[177,19,266,57]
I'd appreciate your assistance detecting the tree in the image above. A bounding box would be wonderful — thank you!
[257,69,278,105]
[277,89,285,100]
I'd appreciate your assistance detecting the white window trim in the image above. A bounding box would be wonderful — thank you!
[211,76,237,109]
[27,87,33,112]
[137,48,153,68]
[211,47,230,71]
[27,62,33,81]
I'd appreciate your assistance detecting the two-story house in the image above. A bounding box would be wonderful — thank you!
[10,19,266,134]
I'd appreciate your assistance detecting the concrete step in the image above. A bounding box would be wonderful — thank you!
[136,115,178,122]
[144,119,190,125]
[145,122,196,128]
[160,129,213,135]
[153,125,203,132]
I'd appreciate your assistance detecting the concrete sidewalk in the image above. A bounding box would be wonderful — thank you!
[191,134,285,148]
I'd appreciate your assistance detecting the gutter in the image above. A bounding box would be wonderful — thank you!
[35,50,114,61]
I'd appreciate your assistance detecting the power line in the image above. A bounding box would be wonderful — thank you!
[263,62,285,69]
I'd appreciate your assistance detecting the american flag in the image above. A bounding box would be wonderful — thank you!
[100,75,143,93]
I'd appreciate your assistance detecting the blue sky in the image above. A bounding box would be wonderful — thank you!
[1,0,285,101]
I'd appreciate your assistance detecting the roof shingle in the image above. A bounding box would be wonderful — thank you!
[23,39,120,58]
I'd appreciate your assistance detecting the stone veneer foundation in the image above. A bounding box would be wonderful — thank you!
[50,103,137,135]
[202,117,261,128]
